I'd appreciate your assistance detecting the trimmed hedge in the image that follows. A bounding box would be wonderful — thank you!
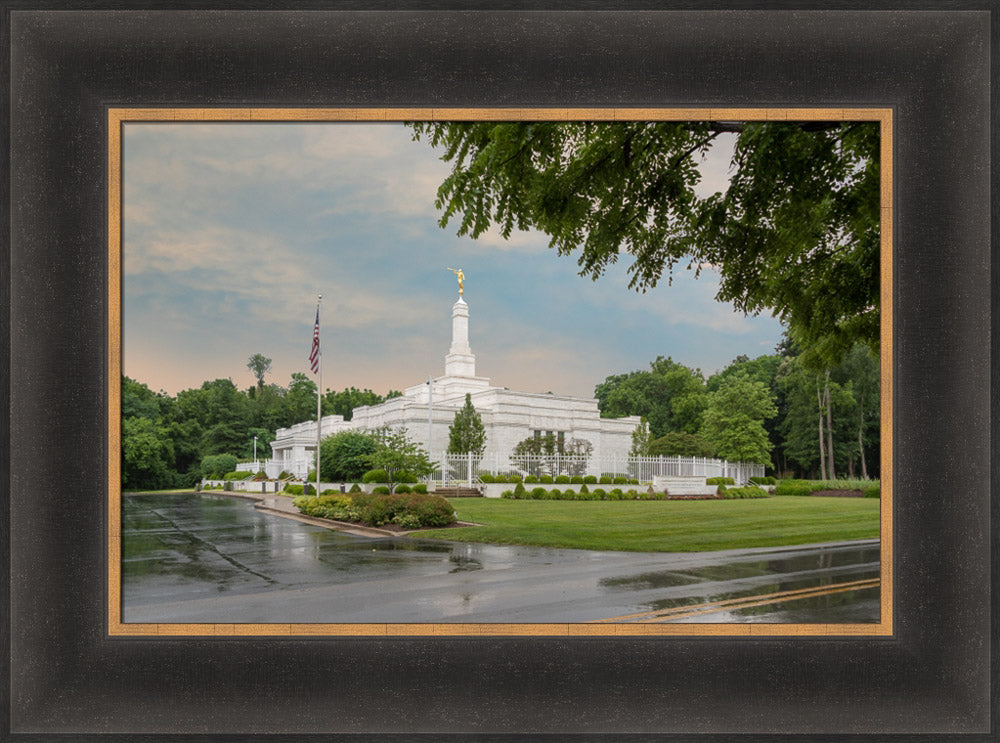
[394,484,412,494]
[748,476,777,486]
[773,478,881,496]
[706,477,735,486]
[223,471,254,481]
[501,487,675,501]
[719,485,769,499]
[293,492,456,528]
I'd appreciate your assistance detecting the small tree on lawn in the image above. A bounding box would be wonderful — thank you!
[364,427,436,494]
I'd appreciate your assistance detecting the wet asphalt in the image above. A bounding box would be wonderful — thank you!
[122,492,881,624]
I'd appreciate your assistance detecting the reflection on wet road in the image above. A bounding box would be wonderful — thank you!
[123,493,880,624]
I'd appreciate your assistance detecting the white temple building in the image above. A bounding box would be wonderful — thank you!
[264,289,641,479]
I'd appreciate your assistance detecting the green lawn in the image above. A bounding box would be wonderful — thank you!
[415,496,881,552]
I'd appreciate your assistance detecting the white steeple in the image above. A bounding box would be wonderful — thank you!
[445,297,476,378]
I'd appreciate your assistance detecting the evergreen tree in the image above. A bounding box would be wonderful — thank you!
[447,394,487,455]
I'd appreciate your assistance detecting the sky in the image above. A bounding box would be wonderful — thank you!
[122,122,784,400]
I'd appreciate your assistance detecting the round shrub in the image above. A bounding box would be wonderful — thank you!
[413,483,428,494]
[599,475,613,484]
[525,475,539,484]
[562,488,576,498]
[362,469,389,483]
[478,473,495,483]
[592,488,607,499]
[628,479,639,485]
[507,474,523,483]
[540,475,554,484]
[555,475,571,484]
[548,488,561,498]
[531,487,547,499]
[570,476,584,485]
[613,476,628,485]
[371,486,391,495]
[394,484,412,494]
[583,475,597,484]
[283,483,304,495]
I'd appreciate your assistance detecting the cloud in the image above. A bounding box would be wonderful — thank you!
[121,121,784,399]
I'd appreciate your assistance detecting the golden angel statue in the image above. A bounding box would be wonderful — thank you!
[446,267,465,296]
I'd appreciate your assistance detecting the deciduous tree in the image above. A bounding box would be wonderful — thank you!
[411,120,879,367]
[699,373,777,464]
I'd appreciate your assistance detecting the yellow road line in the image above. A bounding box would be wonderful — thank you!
[640,580,881,622]
[592,578,881,623]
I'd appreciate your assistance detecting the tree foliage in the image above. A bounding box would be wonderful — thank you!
[320,430,378,482]
[629,417,652,457]
[447,393,487,456]
[595,356,707,437]
[699,373,778,464]
[364,427,436,493]
[411,120,879,367]
[247,353,272,388]
[324,386,401,421]
[648,431,716,458]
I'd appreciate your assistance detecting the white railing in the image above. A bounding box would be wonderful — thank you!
[426,452,764,486]
[252,452,764,485]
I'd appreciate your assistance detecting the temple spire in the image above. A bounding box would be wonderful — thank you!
[445,295,475,378]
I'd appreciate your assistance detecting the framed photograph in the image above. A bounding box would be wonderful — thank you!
[6,5,993,739]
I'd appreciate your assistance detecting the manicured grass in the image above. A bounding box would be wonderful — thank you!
[415,496,880,552]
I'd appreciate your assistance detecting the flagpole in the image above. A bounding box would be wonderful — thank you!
[315,294,322,497]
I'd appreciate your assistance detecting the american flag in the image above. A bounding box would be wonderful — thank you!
[309,306,320,374]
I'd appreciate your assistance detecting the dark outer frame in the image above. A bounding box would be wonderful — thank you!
[5,4,994,739]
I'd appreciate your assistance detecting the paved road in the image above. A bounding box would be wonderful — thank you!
[122,492,881,624]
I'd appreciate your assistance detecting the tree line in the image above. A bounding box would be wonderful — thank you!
[600,336,879,479]
[121,355,402,490]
